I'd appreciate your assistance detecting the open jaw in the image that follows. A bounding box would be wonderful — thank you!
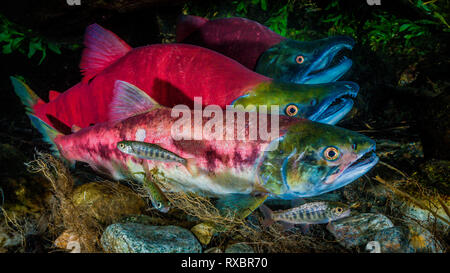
[310,146,379,197]
[299,43,354,84]
[329,148,378,187]
[309,86,359,125]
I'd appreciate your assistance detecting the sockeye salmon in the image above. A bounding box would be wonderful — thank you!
[12,24,359,134]
[24,80,378,201]
[176,15,355,84]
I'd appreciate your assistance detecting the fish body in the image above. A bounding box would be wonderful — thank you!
[176,15,285,70]
[260,201,351,226]
[118,141,187,165]
[12,24,359,133]
[28,43,267,130]
[176,15,355,84]
[141,172,171,213]
[26,80,378,199]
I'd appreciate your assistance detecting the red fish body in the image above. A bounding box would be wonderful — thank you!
[15,24,359,132]
[27,24,269,131]
[55,107,292,196]
[25,80,378,199]
[176,16,356,85]
[33,44,269,131]
[176,15,285,70]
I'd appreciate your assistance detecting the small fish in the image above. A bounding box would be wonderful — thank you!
[259,201,351,228]
[117,140,199,176]
[136,164,171,213]
[142,177,170,213]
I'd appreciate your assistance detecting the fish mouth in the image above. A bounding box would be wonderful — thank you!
[326,146,379,188]
[309,82,359,125]
[299,40,354,84]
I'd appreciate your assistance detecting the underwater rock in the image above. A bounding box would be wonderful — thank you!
[190,222,216,245]
[327,213,394,248]
[401,199,450,231]
[204,247,222,253]
[405,221,444,253]
[72,182,145,223]
[225,242,255,253]
[101,223,202,253]
[373,227,415,253]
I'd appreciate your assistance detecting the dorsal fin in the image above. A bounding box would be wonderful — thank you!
[176,15,209,42]
[48,90,61,101]
[80,24,132,83]
[109,80,159,122]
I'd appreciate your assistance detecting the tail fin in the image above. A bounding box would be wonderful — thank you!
[10,76,44,113]
[259,204,274,227]
[27,113,63,156]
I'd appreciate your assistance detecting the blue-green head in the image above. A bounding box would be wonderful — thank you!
[256,36,355,84]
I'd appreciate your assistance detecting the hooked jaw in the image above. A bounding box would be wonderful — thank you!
[298,37,355,84]
[308,82,359,125]
[322,144,378,192]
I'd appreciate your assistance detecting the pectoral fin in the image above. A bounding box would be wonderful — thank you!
[216,193,269,219]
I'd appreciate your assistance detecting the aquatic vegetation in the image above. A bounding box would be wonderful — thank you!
[0,14,62,64]
[184,0,447,60]
[24,152,143,252]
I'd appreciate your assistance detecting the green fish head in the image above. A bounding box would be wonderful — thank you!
[117,141,135,155]
[232,80,359,125]
[256,36,354,84]
[258,120,378,198]
[325,201,351,221]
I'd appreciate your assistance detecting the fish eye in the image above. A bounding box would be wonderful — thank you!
[285,104,299,116]
[157,203,162,208]
[334,207,343,215]
[310,98,317,106]
[296,55,305,64]
[118,143,124,149]
[323,146,340,161]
